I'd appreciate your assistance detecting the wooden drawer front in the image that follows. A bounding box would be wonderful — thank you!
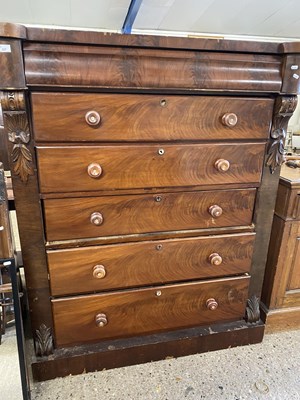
[25,44,282,91]
[37,143,265,193]
[31,93,273,142]
[52,275,250,346]
[44,189,256,241]
[48,233,255,296]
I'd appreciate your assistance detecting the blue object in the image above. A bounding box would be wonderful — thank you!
[122,0,143,34]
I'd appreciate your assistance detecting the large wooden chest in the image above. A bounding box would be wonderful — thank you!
[1,22,300,380]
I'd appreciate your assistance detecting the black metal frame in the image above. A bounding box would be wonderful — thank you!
[0,256,30,400]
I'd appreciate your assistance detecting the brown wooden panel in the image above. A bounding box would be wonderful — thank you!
[46,225,255,250]
[23,26,280,53]
[24,43,282,92]
[287,222,300,290]
[281,55,300,95]
[287,234,300,291]
[31,93,273,142]
[1,91,54,339]
[31,321,265,381]
[52,275,250,346]
[37,143,265,193]
[48,232,255,296]
[44,189,256,241]
[262,219,300,309]
[0,39,26,89]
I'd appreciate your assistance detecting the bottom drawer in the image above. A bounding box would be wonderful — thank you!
[52,275,250,346]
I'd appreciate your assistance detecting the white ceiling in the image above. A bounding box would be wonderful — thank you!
[133,0,300,38]
[1,0,300,39]
[0,0,130,30]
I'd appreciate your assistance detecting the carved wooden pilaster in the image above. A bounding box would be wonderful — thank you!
[266,95,298,174]
[1,91,34,182]
[245,295,260,324]
[35,324,54,357]
[1,90,54,355]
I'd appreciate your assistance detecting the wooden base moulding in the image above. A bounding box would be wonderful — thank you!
[30,320,265,382]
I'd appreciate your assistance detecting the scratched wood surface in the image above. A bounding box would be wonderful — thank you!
[52,275,250,346]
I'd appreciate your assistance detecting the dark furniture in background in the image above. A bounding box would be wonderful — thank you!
[262,164,300,331]
[1,22,300,381]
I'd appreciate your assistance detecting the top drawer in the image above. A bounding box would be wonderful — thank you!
[31,93,273,142]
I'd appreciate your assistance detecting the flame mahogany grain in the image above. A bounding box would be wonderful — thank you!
[31,93,273,142]
[37,143,265,193]
[52,275,250,346]
[44,189,256,241]
[48,232,255,296]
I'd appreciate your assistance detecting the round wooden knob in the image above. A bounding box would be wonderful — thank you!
[222,113,238,127]
[215,159,230,172]
[95,313,108,327]
[85,111,101,126]
[206,298,218,311]
[209,253,223,266]
[208,205,223,218]
[87,163,102,178]
[93,265,106,279]
[90,212,103,226]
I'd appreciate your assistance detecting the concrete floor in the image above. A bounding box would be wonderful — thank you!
[1,327,299,400]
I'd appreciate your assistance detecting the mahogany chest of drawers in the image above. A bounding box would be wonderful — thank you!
[1,22,300,381]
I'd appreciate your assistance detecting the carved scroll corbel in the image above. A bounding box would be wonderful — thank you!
[245,295,260,324]
[0,91,34,183]
[35,324,54,357]
[266,95,298,174]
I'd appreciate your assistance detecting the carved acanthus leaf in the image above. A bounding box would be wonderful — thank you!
[35,324,54,357]
[1,91,34,183]
[11,144,34,183]
[266,95,298,174]
[5,112,30,144]
[245,295,260,324]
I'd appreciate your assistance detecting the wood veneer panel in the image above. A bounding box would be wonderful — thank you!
[37,143,265,193]
[24,44,282,92]
[44,189,256,241]
[52,275,250,346]
[22,26,280,54]
[48,232,255,296]
[0,39,25,89]
[31,93,273,142]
